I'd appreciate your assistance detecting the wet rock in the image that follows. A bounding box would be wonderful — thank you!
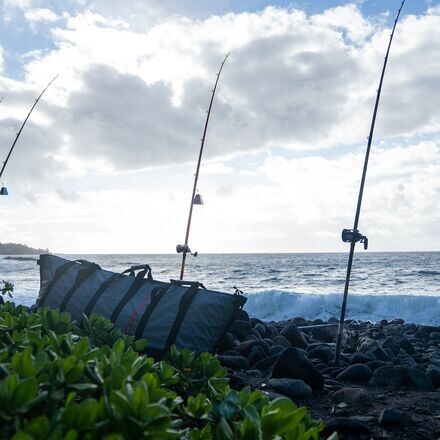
[322,418,370,437]
[332,387,372,405]
[273,335,291,348]
[254,323,267,338]
[269,378,313,399]
[265,324,278,339]
[247,345,267,366]
[271,347,324,391]
[249,317,264,327]
[230,320,252,339]
[379,407,402,428]
[430,332,440,340]
[398,337,416,355]
[427,365,440,388]
[366,360,388,371]
[237,339,270,357]
[369,365,434,391]
[223,350,241,357]
[217,355,249,370]
[217,332,234,353]
[311,326,335,343]
[269,345,285,357]
[235,309,250,322]
[351,353,375,365]
[254,354,279,371]
[336,364,372,383]
[249,328,263,340]
[228,373,249,390]
[280,324,308,349]
[307,346,333,363]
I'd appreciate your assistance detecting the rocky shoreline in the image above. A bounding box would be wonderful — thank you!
[216,311,440,439]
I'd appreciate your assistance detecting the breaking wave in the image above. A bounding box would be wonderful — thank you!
[243,290,440,325]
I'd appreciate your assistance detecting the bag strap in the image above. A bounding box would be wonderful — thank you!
[134,285,170,340]
[163,284,199,352]
[170,279,206,289]
[110,268,151,323]
[122,264,153,280]
[83,273,121,317]
[59,267,99,312]
[37,260,77,308]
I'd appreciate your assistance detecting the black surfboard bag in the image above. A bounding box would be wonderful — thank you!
[35,254,246,357]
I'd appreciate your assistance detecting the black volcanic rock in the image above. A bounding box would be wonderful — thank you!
[230,320,252,339]
[280,324,308,349]
[270,347,324,391]
[369,365,434,391]
[217,355,249,370]
[379,407,403,427]
[336,364,372,383]
[269,378,313,399]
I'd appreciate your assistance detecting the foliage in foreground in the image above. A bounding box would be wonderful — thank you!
[0,300,330,439]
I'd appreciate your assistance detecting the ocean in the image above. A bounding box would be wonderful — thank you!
[1,252,440,325]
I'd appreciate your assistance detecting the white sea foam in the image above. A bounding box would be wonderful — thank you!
[244,290,440,325]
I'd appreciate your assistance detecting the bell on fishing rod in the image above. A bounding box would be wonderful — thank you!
[0,181,8,196]
[193,193,203,205]
[176,244,198,257]
[341,229,368,250]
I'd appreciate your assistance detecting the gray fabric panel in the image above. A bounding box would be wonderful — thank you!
[42,259,82,310]
[37,254,70,303]
[91,276,133,320]
[176,291,238,353]
[142,285,186,351]
[64,271,114,322]
[113,281,156,334]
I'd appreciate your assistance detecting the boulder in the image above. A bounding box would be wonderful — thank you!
[427,365,440,388]
[247,344,267,366]
[273,335,291,348]
[280,324,308,349]
[332,387,372,405]
[311,326,335,343]
[230,320,252,339]
[369,365,434,391]
[307,346,333,363]
[379,407,402,428]
[237,339,270,357]
[217,355,249,370]
[269,378,313,399]
[254,354,279,371]
[399,337,416,355]
[322,418,370,437]
[254,323,267,338]
[336,364,372,383]
[351,353,375,365]
[269,345,285,357]
[270,347,324,391]
[217,332,234,353]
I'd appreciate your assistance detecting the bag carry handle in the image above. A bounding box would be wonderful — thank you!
[122,264,153,280]
[170,279,206,289]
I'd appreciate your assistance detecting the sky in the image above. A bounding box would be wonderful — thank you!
[0,0,439,254]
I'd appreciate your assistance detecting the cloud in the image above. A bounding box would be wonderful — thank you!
[0,46,3,73]
[10,4,437,177]
[24,7,58,23]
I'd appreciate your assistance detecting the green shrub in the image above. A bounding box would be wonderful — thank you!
[0,302,334,439]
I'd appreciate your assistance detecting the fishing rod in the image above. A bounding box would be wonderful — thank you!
[176,53,230,280]
[334,1,405,365]
[0,75,58,196]
[0,97,3,104]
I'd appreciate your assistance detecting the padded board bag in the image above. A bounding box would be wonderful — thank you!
[36,254,246,356]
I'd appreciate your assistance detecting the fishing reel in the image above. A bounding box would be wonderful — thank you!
[341,229,368,250]
[176,244,198,257]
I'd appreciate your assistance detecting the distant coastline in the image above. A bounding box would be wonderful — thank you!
[0,242,49,255]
